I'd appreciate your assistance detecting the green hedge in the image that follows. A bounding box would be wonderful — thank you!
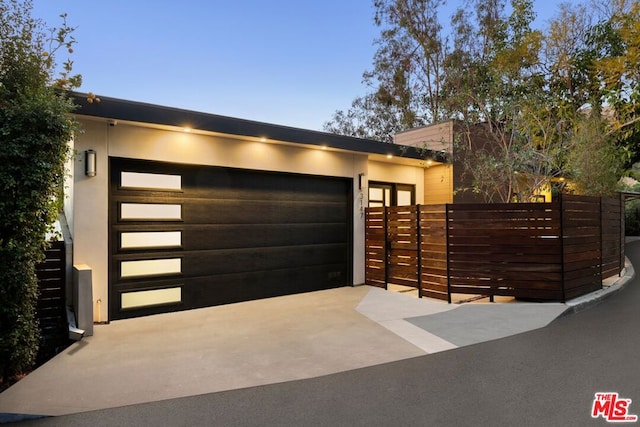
[0,0,77,384]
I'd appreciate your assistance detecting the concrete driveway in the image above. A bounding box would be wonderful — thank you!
[0,266,631,419]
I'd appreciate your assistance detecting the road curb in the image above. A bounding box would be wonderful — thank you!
[561,256,636,317]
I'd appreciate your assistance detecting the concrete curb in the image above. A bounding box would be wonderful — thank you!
[562,256,636,317]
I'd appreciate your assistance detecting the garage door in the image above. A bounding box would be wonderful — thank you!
[109,158,352,320]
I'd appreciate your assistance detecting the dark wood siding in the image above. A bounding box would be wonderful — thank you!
[110,158,352,320]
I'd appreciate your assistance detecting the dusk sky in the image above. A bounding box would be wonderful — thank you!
[33,1,569,131]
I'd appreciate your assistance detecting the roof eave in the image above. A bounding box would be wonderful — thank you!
[68,92,447,163]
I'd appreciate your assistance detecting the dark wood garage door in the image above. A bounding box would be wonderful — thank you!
[109,157,352,320]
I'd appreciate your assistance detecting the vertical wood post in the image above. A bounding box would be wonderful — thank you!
[417,205,423,298]
[559,194,566,303]
[600,196,603,281]
[445,203,452,304]
[621,193,625,276]
[383,206,389,290]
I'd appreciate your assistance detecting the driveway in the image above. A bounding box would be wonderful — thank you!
[0,259,632,419]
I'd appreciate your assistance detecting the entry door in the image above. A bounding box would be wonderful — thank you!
[109,158,353,320]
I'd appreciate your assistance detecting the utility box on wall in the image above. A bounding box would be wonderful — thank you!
[73,264,94,337]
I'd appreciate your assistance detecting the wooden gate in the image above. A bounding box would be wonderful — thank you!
[365,206,421,294]
[365,205,448,299]
[387,206,420,294]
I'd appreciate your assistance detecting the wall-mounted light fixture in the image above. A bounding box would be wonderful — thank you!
[358,173,366,190]
[85,149,96,177]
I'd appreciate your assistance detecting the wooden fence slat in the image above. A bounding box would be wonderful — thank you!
[35,241,68,363]
[364,194,622,302]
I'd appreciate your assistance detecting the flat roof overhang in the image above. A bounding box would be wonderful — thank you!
[68,92,450,165]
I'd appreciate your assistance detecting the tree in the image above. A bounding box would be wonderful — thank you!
[450,0,555,202]
[327,0,632,201]
[543,2,594,112]
[565,113,624,196]
[588,0,640,167]
[322,92,408,142]
[455,0,632,200]
[324,0,450,139]
[0,0,79,385]
[371,0,449,124]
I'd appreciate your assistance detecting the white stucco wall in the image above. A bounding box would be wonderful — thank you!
[71,119,110,322]
[108,124,361,177]
[71,117,421,322]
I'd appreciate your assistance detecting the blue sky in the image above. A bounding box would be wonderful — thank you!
[33,1,567,131]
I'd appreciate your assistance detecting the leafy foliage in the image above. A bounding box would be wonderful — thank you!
[565,114,624,196]
[625,198,640,235]
[322,92,410,142]
[325,0,638,201]
[0,0,78,384]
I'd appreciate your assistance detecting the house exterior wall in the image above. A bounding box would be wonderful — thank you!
[367,161,425,204]
[391,123,454,205]
[69,119,110,322]
[393,121,453,154]
[69,117,417,322]
[424,164,453,204]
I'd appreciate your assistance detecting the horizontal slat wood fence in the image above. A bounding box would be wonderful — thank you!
[35,241,69,363]
[365,194,624,303]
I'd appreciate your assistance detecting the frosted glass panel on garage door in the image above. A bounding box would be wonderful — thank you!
[120,203,182,220]
[121,231,182,249]
[121,258,182,278]
[121,287,182,309]
[121,171,182,190]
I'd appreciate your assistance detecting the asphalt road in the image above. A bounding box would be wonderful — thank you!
[17,242,640,426]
